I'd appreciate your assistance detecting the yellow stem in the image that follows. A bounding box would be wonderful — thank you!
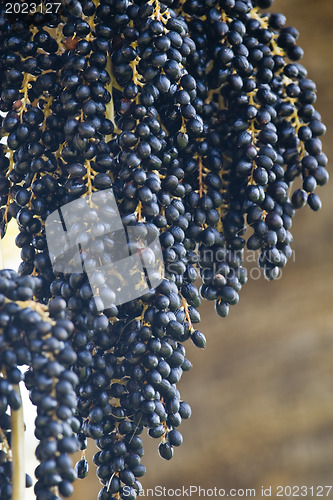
[105,52,123,137]
[182,297,194,332]
[85,160,94,203]
[8,298,54,324]
[11,384,25,500]
[198,156,203,198]
[129,57,144,88]
[251,8,285,57]
[136,201,143,222]
[148,0,171,24]
[0,426,10,454]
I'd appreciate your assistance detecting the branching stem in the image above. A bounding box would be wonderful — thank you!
[106,52,123,137]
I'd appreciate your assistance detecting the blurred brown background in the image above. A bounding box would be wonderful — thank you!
[68,0,333,498]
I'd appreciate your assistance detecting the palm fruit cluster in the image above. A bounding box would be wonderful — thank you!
[0,270,77,499]
[0,0,328,499]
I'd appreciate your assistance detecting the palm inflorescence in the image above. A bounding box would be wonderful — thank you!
[0,0,328,499]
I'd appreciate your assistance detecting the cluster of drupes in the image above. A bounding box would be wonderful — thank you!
[0,0,328,499]
[0,270,77,499]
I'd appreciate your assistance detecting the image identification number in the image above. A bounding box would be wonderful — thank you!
[5,3,61,14]
[276,485,333,497]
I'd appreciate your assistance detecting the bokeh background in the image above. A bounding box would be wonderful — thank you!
[2,1,332,499]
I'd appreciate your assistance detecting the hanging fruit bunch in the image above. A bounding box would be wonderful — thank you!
[0,0,328,499]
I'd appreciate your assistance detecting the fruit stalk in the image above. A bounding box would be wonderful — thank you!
[11,384,25,500]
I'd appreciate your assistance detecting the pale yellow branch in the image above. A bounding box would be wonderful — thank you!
[11,384,25,500]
